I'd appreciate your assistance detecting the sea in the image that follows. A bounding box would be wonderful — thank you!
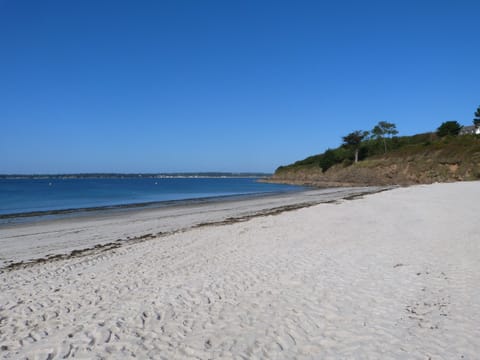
[0,177,304,223]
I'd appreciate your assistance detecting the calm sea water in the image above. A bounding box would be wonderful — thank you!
[0,178,303,216]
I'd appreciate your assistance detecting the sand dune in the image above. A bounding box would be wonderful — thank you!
[1,182,479,359]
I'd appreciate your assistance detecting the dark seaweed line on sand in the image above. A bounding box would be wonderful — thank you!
[1,188,392,272]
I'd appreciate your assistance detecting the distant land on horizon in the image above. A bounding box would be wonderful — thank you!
[0,172,272,179]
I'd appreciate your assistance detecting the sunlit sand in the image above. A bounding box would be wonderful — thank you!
[1,182,479,359]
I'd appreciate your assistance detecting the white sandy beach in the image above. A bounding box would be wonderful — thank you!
[1,182,480,359]
[0,187,385,269]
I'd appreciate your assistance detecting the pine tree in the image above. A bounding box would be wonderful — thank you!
[371,121,398,154]
[342,130,369,163]
[474,106,480,127]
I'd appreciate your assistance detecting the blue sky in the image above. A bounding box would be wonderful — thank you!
[1,0,479,174]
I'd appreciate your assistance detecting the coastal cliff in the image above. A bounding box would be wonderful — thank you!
[268,135,480,187]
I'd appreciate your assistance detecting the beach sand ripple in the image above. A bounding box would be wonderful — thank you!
[1,182,479,359]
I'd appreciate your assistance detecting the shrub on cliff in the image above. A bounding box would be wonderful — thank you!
[318,149,338,172]
[437,121,462,137]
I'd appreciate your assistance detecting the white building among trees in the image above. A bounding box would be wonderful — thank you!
[459,125,480,135]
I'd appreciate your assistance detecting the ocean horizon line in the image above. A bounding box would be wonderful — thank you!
[0,172,273,179]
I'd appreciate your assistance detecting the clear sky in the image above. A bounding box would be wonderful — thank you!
[1,0,479,174]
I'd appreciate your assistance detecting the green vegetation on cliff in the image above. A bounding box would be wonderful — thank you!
[274,132,480,186]
[277,131,436,173]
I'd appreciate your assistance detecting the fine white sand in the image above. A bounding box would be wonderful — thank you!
[1,182,479,359]
[0,187,385,268]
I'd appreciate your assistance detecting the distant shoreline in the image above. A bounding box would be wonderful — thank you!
[0,172,272,180]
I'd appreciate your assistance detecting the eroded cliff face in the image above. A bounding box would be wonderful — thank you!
[268,150,480,187]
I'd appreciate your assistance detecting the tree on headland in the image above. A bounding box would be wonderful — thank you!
[474,106,480,127]
[371,121,398,154]
[342,130,369,163]
[437,121,462,137]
